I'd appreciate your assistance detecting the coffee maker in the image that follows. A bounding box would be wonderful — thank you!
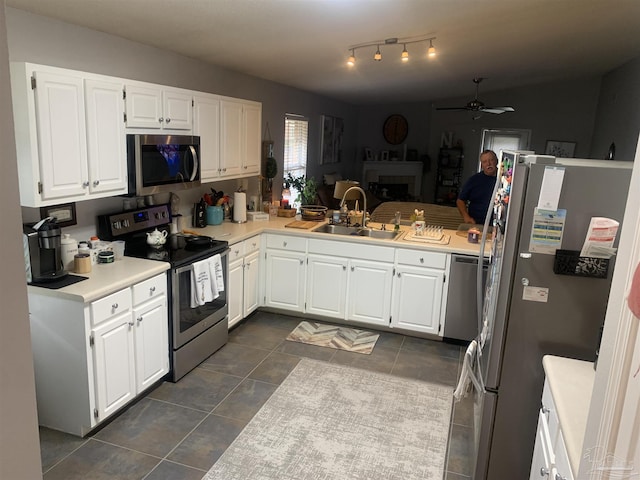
[23,217,68,283]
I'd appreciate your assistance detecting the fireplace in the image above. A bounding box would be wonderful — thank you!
[362,161,423,199]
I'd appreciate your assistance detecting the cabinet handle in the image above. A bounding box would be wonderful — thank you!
[234,249,240,255]
[397,272,401,277]
[555,474,567,480]
[165,118,171,124]
[112,303,119,309]
[283,241,287,247]
[244,165,248,169]
[128,320,134,327]
[419,257,424,263]
[137,316,143,323]
[82,181,89,188]
[299,259,303,265]
[150,286,156,293]
[542,406,550,414]
[540,467,549,477]
[351,266,354,272]
[93,180,100,186]
[343,265,347,271]
[222,168,227,172]
[158,117,164,123]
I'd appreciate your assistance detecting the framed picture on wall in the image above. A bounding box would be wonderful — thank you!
[320,115,344,164]
[545,140,576,158]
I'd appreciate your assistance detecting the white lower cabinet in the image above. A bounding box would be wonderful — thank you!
[264,234,307,313]
[228,235,262,329]
[346,258,394,326]
[391,249,449,335]
[28,273,168,436]
[306,254,348,319]
[530,379,574,480]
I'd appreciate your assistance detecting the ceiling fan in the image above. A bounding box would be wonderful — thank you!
[436,77,515,114]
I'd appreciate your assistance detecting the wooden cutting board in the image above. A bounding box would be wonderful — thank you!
[285,220,320,229]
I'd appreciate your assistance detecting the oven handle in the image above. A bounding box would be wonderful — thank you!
[173,249,228,276]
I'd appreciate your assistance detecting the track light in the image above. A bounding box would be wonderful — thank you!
[346,35,436,66]
[347,49,356,66]
[428,39,436,57]
[401,44,409,62]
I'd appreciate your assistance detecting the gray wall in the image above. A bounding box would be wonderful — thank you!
[0,2,43,479]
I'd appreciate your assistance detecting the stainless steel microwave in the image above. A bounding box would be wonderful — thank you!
[127,134,201,196]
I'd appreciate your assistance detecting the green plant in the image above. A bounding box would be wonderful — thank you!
[285,173,318,205]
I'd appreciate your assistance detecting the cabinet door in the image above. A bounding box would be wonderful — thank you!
[346,259,393,327]
[264,250,306,312]
[242,102,261,174]
[133,296,169,392]
[194,95,221,181]
[306,254,348,319]
[391,265,444,335]
[92,313,136,421]
[163,89,193,130]
[530,410,554,480]
[228,257,244,329]
[243,250,261,317]
[84,79,127,195]
[125,84,162,129]
[33,70,88,201]
[219,99,243,177]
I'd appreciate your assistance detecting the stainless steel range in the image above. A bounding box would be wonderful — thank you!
[98,204,229,381]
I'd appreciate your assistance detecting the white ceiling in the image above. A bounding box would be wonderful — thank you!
[6,0,640,105]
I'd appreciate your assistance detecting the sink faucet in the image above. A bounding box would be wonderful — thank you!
[340,186,367,228]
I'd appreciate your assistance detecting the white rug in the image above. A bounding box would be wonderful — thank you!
[286,321,380,355]
[203,358,453,480]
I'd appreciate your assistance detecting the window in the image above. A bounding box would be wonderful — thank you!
[283,114,309,207]
[480,128,531,166]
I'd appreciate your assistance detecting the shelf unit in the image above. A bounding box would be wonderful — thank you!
[434,147,464,206]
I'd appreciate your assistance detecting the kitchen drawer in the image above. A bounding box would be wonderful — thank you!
[396,249,447,269]
[244,235,261,255]
[229,241,246,262]
[132,273,167,306]
[265,234,307,252]
[91,287,132,326]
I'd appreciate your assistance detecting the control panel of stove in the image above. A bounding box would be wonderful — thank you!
[98,204,171,239]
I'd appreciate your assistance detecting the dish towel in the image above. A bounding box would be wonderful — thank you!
[209,254,224,295]
[190,258,214,307]
[453,340,485,401]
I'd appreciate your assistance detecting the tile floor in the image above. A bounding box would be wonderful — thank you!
[39,311,473,479]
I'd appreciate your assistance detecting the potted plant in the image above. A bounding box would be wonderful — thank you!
[284,173,318,206]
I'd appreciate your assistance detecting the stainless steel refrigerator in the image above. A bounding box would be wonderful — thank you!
[470,153,632,479]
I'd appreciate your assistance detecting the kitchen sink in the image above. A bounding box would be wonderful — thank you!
[312,224,401,240]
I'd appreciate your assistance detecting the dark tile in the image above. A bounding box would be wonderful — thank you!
[148,367,242,412]
[452,392,474,427]
[213,378,277,422]
[248,351,301,384]
[200,342,270,377]
[401,335,462,359]
[392,349,460,386]
[144,461,206,480]
[446,423,473,477]
[228,321,287,350]
[373,330,405,351]
[39,427,88,473]
[42,439,159,480]
[275,338,337,361]
[168,414,247,470]
[246,311,302,331]
[330,344,398,374]
[93,398,206,457]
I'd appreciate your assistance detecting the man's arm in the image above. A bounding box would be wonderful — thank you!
[456,198,475,225]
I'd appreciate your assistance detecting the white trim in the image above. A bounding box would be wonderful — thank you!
[580,133,640,479]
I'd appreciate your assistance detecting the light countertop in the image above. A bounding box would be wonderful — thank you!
[542,355,596,475]
[28,256,169,303]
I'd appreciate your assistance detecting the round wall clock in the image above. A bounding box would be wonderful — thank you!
[383,114,408,145]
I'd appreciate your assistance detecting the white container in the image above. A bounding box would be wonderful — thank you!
[60,234,78,272]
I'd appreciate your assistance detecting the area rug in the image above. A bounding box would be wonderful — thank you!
[203,358,453,480]
[285,321,379,355]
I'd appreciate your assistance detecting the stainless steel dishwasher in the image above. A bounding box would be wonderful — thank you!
[443,254,488,341]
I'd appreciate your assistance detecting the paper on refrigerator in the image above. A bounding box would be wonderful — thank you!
[580,217,619,258]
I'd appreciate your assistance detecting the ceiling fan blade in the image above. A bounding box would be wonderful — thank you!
[479,106,515,114]
[435,106,470,111]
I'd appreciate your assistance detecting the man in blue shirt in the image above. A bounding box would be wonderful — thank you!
[456,149,498,225]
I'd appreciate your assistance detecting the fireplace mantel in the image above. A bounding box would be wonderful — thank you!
[362,161,423,198]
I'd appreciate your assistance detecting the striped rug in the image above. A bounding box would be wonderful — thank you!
[285,321,379,354]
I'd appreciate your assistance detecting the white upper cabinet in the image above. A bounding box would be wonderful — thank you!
[124,83,192,131]
[193,94,221,182]
[242,101,261,175]
[220,99,244,178]
[10,63,128,207]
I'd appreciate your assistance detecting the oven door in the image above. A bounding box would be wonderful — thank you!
[171,249,228,349]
